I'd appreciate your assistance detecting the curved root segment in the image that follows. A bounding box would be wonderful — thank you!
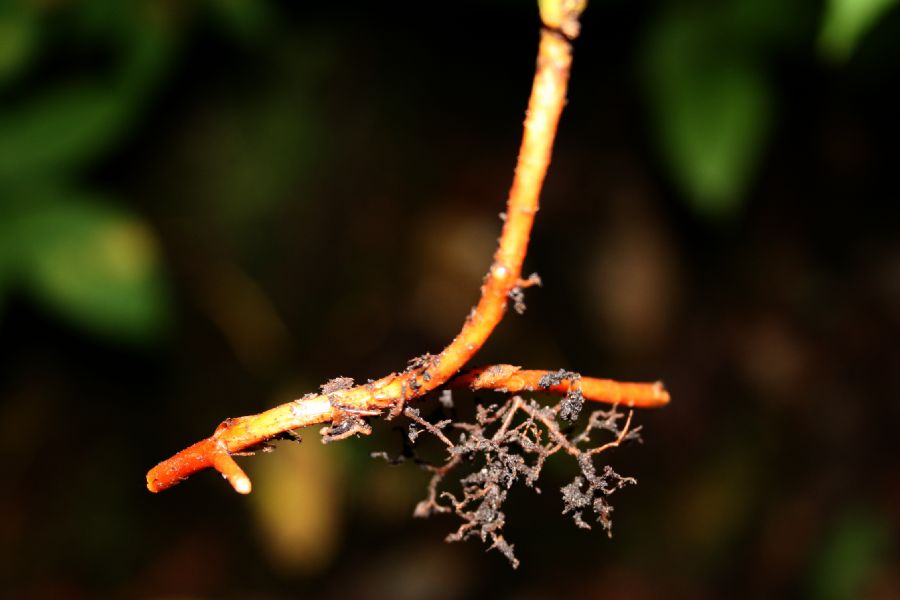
[145,1,669,496]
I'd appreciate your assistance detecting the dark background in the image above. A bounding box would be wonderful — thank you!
[1,0,899,598]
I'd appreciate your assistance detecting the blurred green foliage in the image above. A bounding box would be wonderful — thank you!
[641,3,776,219]
[819,0,900,61]
[0,0,271,342]
[810,508,893,600]
[640,0,895,219]
[0,2,38,85]
[206,0,275,44]
[0,190,170,341]
[639,0,810,220]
